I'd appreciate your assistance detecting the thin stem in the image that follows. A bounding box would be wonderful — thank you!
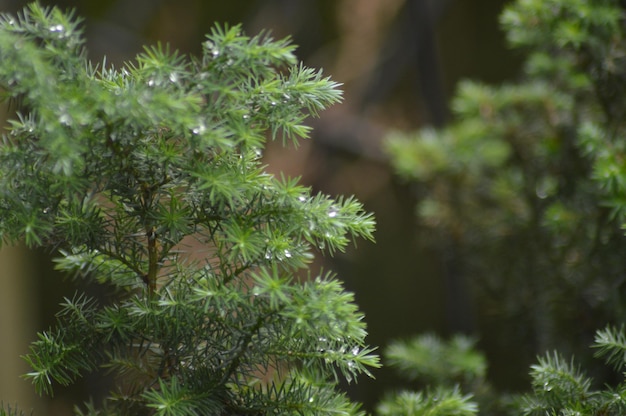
[144,226,159,295]
[98,245,145,282]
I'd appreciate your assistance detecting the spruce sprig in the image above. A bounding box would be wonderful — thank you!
[593,326,626,371]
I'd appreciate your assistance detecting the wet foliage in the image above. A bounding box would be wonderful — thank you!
[0,3,378,415]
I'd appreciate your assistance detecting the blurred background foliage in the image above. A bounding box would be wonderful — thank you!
[385,1,626,415]
[0,0,552,414]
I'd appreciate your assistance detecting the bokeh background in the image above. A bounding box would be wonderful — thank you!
[0,1,522,414]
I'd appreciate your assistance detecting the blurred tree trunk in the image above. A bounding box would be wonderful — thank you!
[0,245,44,414]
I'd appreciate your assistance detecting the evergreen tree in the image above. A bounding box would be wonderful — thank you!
[382,0,626,414]
[0,3,379,415]
[386,0,626,375]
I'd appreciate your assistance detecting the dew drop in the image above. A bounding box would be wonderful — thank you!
[147,79,156,87]
[59,113,72,126]
[351,346,360,356]
[169,72,179,83]
[298,196,307,202]
[192,123,206,135]
[328,209,338,218]
[536,186,548,199]
[49,24,64,33]
[270,101,277,107]
[283,250,292,259]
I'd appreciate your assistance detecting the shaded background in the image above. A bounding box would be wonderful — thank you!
[0,0,522,414]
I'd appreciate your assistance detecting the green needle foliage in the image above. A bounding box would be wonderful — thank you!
[386,0,626,371]
[0,403,29,416]
[519,326,626,415]
[376,388,477,416]
[377,327,626,416]
[0,3,379,415]
[384,334,486,389]
[377,335,484,416]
